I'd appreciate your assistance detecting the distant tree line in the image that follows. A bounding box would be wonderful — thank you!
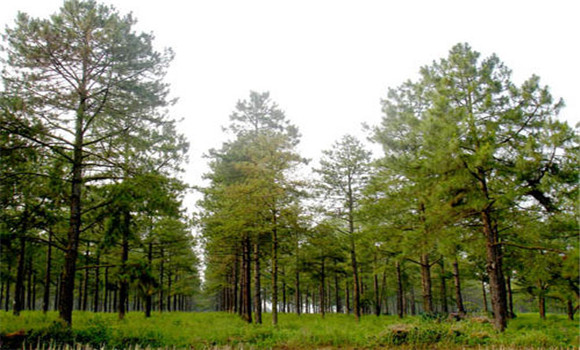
[198,46,578,332]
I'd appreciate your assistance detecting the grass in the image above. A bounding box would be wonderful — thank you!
[0,311,578,349]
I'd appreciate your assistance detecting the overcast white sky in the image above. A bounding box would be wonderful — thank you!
[2,0,579,212]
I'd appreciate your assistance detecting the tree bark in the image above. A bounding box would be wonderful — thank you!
[271,214,279,325]
[439,261,448,314]
[452,259,466,315]
[480,190,508,331]
[13,235,26,316]
[294,249,301,315]
[373,271,380,316]
[253,241,262,324]
[159,248,164,312]
[507,275,515,318]
[145,242,153,317]
[396,261,404,318]
[334,262,342,314]
[319,257,325,318]
[118,210,130,320]
[420,254,433,313]
[481,279,489,313]
[93,254,100,312]
[59,99,85,325]
[566,299,574,321]
[350,237,361,321]
[241,234,252,323]
[82,245,90,311]
[43,230,53,313]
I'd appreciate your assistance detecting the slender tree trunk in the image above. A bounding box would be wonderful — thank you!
[507,275,515,318]
[119,210,130,320]
[452,259,466,315]
[43,230,53,313]
[54,273,60,312]
[104,267,109,312]
[59,100,85,325]
[440,261,448,314]
[410,286,416,315]
[380,269,388,315]
[373,271,380,316]
[396,261,403,318]
[320,257,325,318]
[93,255,100,312]
[145,242,153,317]
[167,269,172,312]
[334,263,341,313]
[5,266,11,311]
[295,253,301,315]
[282,276,287,313]
[82,245,89,311]
[420,254,433,313]
[253,241,262,324]
[241,234,252,323]
[159,248,164,312]
[233,252,239,314]
[350,237,361,321]
[26,257,33,310]
[345,279,350,314]
[566,299,574,321]
[538,283,546,320]
[481,279,489,313]
[271,215,279,326]
[13,235,26,316]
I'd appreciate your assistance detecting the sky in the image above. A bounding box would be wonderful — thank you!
[2,0,579,213]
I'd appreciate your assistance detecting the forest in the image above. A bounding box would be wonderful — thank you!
[0,0,578,349]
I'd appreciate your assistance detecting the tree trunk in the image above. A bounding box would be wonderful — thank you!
[396,261,404,318]
[93,255,100,312]
[167,269,172,312]
[145,242,153,317]
[319,257,325,318]
[420,254,433,313]
[3,266,9,311]
[26,256,33,310]
[452,259,466,315]
[373,271,380,316]
[381,269,388,315]
[440,261,448,314]
[345,280,350,314]
[538,283,546,320]
[481,201,508,331]
[350,237,361,321]
[13,235,26,316]
[295,254,301,315]
[59,103,85,325]
[507,275,515,318]
[481,279,489,313]
[233,252,239,314]
[334,263,342,313]
[241,234,252,323]
[159,248,164,312]
[271,216,278,325]
[566,299,574,321]
[118,210,130,320]
[253,241,262,324]
[82,246,89,311]
[103,267,109,312]
[43,230,53,313]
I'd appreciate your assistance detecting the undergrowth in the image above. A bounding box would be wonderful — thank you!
[0,311,578,349]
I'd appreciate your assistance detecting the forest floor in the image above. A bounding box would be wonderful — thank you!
[0,311,578,349]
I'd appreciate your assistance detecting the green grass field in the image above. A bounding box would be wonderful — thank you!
[0,311,578,349]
